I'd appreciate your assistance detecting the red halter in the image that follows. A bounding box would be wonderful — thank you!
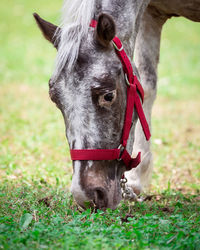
[70,20,151,171]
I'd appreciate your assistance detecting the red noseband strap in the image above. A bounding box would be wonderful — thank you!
[70,20,151,171]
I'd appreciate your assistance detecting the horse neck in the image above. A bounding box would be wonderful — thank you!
[95,0,150,57]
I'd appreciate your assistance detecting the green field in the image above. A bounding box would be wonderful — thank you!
[0,0,200,249]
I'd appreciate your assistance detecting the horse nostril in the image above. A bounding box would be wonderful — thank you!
[93,188,108,209]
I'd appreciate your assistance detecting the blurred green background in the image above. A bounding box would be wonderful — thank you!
[0,0,200,192]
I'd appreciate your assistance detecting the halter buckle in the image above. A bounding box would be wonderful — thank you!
[117,144,125,161]
[112,41,123,52]
[125,74,130,86]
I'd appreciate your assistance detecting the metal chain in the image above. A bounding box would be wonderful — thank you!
[120,177,143,202]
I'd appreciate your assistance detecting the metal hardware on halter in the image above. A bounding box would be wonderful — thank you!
[117,144,125,161]
[124,74,130,86]
[120,177,144,202]
[112,41,123,51]
[120,176,127,190]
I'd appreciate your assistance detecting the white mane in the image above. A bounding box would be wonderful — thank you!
[53,0,95,80]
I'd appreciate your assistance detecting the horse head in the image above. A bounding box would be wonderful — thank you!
[34,8,150,209]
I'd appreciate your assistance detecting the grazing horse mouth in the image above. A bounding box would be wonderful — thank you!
[78,184,122,210]
[89,187,109,210]
[71,160,124,210]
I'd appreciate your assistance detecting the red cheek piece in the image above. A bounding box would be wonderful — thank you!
[70,20,151,171]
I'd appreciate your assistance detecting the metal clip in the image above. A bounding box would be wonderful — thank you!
[112,41,123,52]
[120,177,127,190]
[117,144,125,161]
[124,74,130,86]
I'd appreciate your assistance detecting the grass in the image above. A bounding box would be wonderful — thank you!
[0,185,199,249]
[0,0,200,249]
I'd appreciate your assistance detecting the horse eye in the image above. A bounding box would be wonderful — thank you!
[99,90,117,107]
[104,92,114,102]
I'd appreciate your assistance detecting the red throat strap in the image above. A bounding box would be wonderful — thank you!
[70,19,151,171]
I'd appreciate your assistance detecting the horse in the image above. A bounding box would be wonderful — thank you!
[34,0,200,210]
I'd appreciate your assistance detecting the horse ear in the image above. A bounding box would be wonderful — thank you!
[96,13,116,47]
[33,13,60,49]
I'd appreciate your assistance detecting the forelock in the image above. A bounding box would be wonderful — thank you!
[52,0,95,81]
